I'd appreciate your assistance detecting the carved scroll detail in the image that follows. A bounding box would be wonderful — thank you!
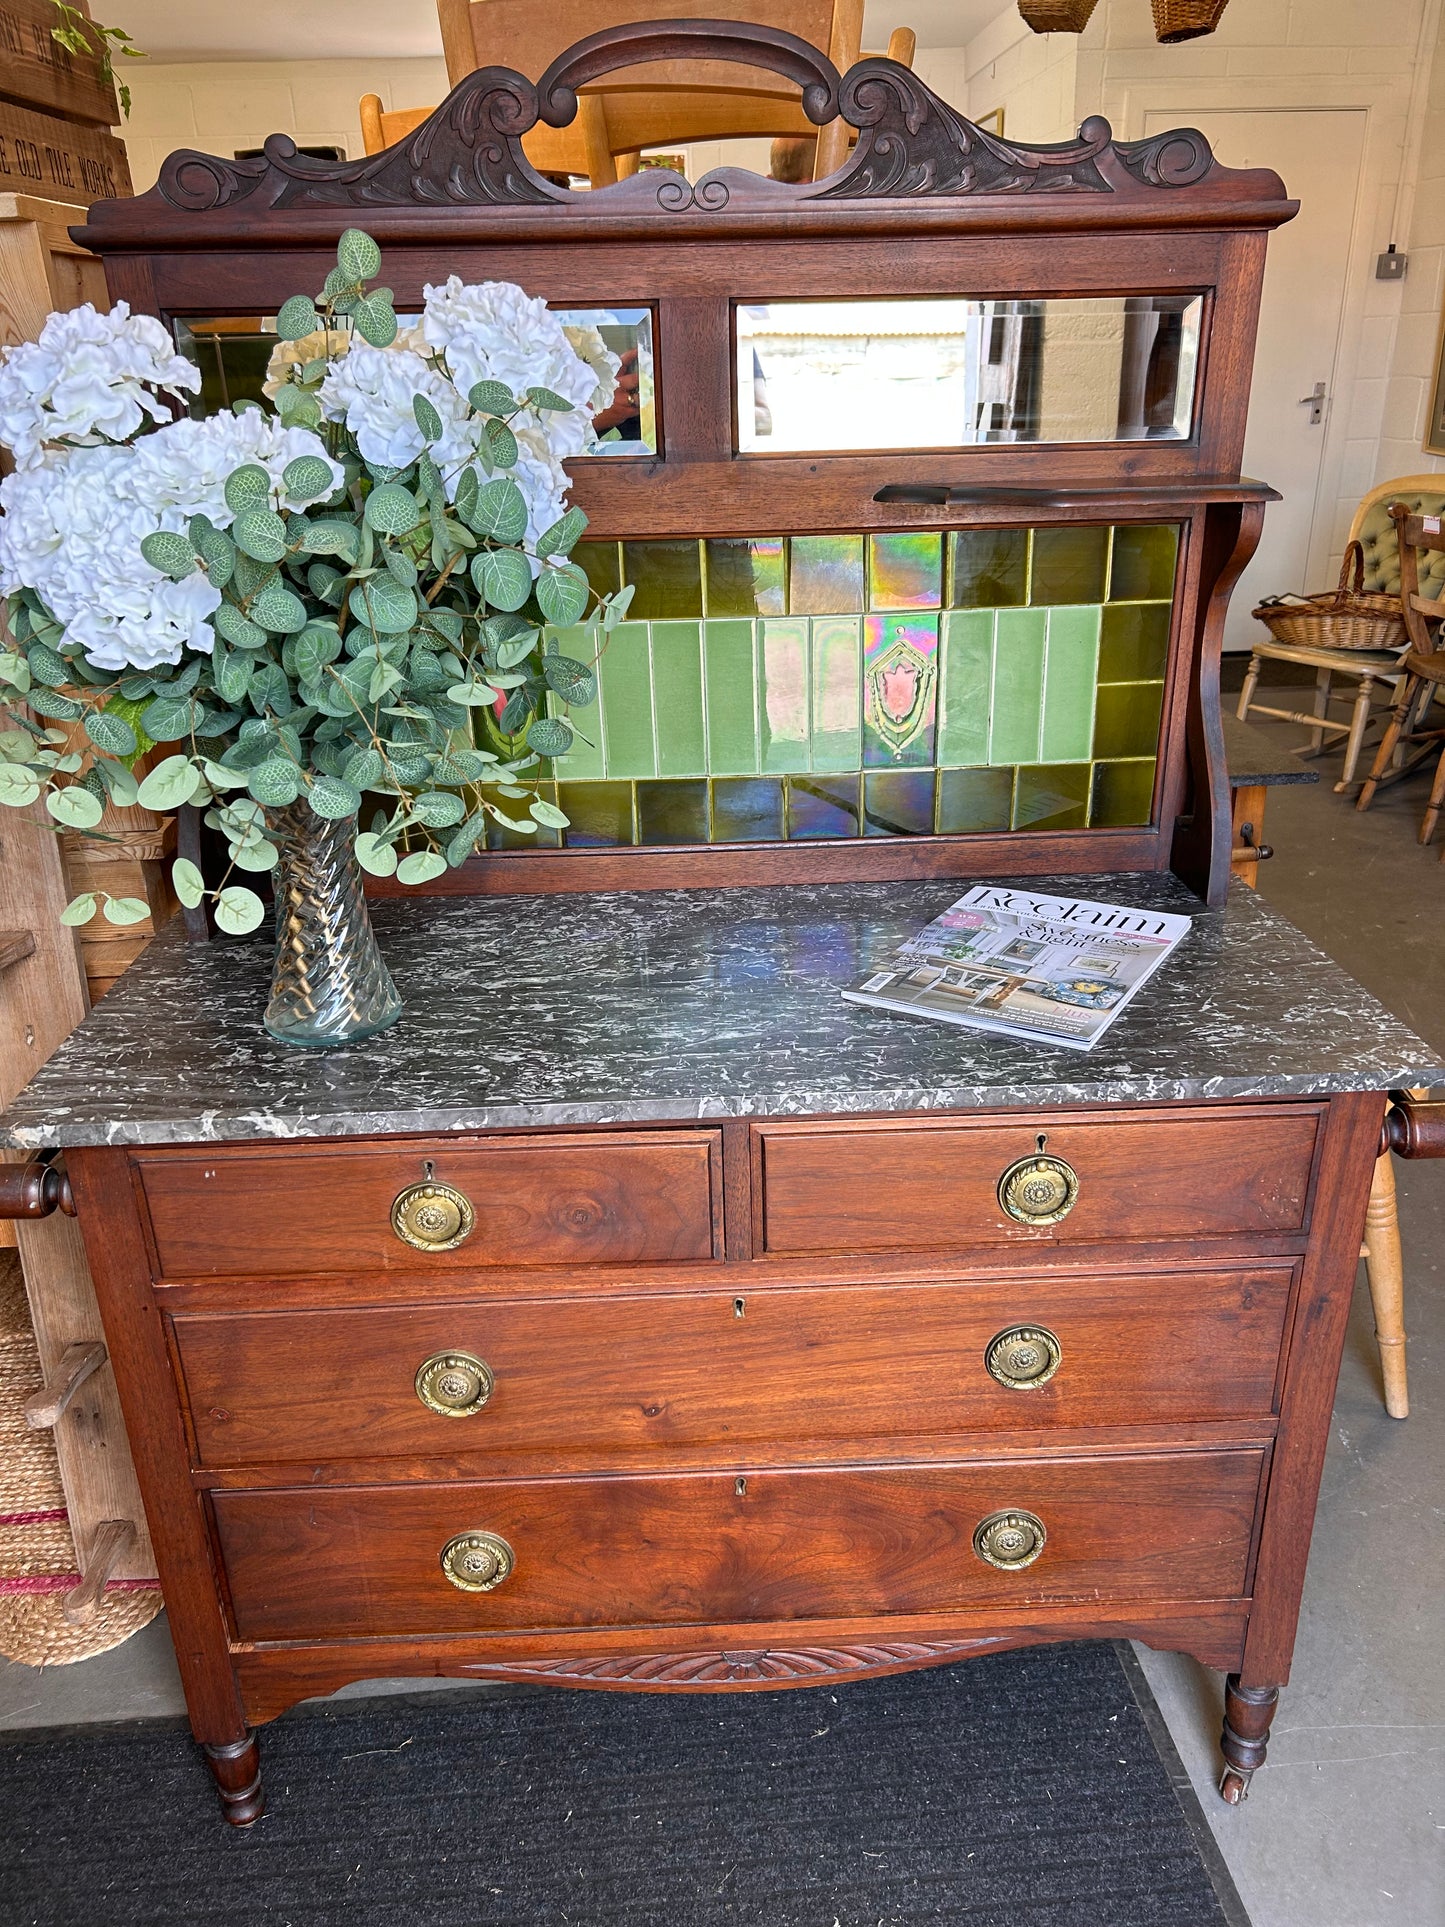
[1112,127,1215,190]
[459,1640,990,1685]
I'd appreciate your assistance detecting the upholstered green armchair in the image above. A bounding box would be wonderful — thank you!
[1349,475,1445,597]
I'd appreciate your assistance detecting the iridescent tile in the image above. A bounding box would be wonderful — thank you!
[790,535,865,615]
[869,533,942,610]
[597,622,656,778]
[1090,759,1156,828]
[622,540,703,619]
[810,617,863,771]
[1099,603,1170,682]
[705,538,786,617]
[1029,526,1109,606]
[863,770,936,837]
[863,614,938,768]
[702,620,760,776]
[938,610,993,767]
[1109,523,1180,602]
[1013,763,1091,831]
[637,779,710,844]
[938,766,1013,834]
[758,618,811,773]
[559,781,636,846]
[712,777,784,841]
[987,609,1046,765]
[787,774,861,839]
[576,540,623,605]
[650,622,707,777]
[480,782,562,849]
[1093,681,1165,761]
[950,529,1027,609]
[1040,606,1099,764]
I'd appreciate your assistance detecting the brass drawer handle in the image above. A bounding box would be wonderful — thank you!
[440,1530,514,1592]
[973,1509,1047,1571]
[997,1152,1078,1225]
[391,1179,475,1251]
[415,1351,494,1417]
[985,1325,1062,1389]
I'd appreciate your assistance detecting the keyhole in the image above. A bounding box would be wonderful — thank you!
[734,1297,746,1318]
[423,1159,436,1181]
[735,1476,747,1496]
[1036,1134,1047,1153]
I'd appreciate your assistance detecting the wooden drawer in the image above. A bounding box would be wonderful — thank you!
[212,1449,1266,1642]
[756,1107,1322,1255]
[174,1264,1295,1467]
[136,1131,722,1279]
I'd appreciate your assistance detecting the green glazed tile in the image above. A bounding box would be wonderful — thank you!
[712,776,784,841]
[1092,681,1165,761]
[637,779,710,844]
[547,694,605,783]
[1029,525,1109,606]
[1040,607,1100,763]
[758,618,812,773]
[863,614,938,768]
[950,528,1027,609]
[480,782,561,849]
[863,770,936,837]
[1099,603,1171,683]
[790,535,865,615]
[869,533,942,610]
[1109,523,1180,602]
[622,540,703,619]
[651,622,707,777]
[938,610,993,767]
[1090,758,1156,828]
[702,620,759,775]
[705,538,786,617]
[576,540,623,604]
[988,609,1046,765]
[558,781,635,846]
[937,765,1013,834]
[1013,763,1091,831]
[810,617,863,772]
[787,774,861,839]
[598,622,656,778]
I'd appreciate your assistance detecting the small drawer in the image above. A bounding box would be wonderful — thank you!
[174,1264,1295,1467]
[136,1131,722,1280]
[212,1448,1266,1643]
[756,1107,1322,1255]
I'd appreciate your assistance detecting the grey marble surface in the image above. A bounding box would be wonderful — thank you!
[3,873,1441,1150]
[1222,712,1320,787]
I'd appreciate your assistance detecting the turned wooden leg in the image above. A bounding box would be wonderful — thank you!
[1358,676,1417,810]
[1218,1676,1279,1804]
[202,1732,265,1827]
[1336,676,1376,791]
[1364,1151,1410,1418]
[1309,668,1331,753]
[1236,653,1262,723]
[1420,748,1445,846]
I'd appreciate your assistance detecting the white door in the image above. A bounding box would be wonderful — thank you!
[1143,107,1367,649]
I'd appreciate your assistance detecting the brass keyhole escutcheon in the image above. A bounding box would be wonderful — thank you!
[415,1351,494,1418]
[972,1509,1047,1572]
[985,1325,1062,1390]
[391,1179,475,1251]
[440,1530,514,1593]
[997,1152,1079,1226]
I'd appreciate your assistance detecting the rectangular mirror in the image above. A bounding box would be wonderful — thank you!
[737,296,1203,453]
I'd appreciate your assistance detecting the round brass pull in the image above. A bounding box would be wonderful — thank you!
[985,1325,1062,1390]
[391,1180,475,1251]
[415,1351,494,1418]
[973,1509,1047,1571]
[440,1530,514,1592]
[997,1153,1079,1226]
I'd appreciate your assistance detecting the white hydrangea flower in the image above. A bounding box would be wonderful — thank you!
[421,277,602,460]
[130,409,345,526]
[0,303,200,469]
[318,339,483,479]
[561,323,621,425]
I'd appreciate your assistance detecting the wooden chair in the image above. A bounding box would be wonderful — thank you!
[361,1,912,184]
[1355,503,1445,840]
[1363,1123,1418,1419]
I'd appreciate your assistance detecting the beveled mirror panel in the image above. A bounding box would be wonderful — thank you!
[737,296,1203,453]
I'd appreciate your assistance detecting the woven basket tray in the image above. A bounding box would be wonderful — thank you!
[1152,0,1231,40]
[1019,0,1099,28]
[1252,542,1407,654]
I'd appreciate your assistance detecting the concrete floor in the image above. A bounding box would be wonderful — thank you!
[2,694,1442,1927]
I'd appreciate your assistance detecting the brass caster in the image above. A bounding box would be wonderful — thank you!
[1218,1766,1252,1805]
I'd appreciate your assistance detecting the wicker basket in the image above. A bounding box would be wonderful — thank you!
[1152,0,1230,41]
[1018,0,1099,31]
[1252,542,1407,654]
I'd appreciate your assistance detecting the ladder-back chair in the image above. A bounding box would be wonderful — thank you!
[1356,504,1445,842]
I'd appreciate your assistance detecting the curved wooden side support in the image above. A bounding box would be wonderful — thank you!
[202,1733,265,1828]
[0,1158,75,1220]
[1380,1096,1445,1159]
[1218,1675,1279,1804]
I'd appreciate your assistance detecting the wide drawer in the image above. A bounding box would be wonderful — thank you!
[212,1449,1266,1642]
[175,1265,1295,1467]
[136,1131,722,1279]
[756,1107,1322,1254]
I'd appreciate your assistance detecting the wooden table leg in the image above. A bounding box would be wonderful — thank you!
[1363,1150,1409,1418]
[1336,674,1377,792]
[1230,781,1268,890]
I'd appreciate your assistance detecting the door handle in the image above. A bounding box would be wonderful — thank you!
[1298,382,1327,426]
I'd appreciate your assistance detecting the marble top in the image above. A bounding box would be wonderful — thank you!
[3,873,1441,1151]
[1222,712,1319,787]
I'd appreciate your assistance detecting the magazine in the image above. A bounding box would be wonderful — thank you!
[842,885,1192,1052]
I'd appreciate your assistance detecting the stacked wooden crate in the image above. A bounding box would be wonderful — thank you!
[0,0,131,205]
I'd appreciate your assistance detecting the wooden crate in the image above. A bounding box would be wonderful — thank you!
[0,0,119,124]
[0,97,130,204]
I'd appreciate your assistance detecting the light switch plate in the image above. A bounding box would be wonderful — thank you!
[1377,249,1409,281]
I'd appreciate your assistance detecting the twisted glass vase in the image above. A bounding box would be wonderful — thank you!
[262,802,403,1048]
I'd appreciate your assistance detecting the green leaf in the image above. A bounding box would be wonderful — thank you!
[529,797,570,829]
[230,838,280,871]
[282,454,336,501]
[0,763,41,809]
[213,603,268,650]
[300,521,360,560]
[337,227,382,282]
[526,715,574,757]
[355,831,398,876]
[353,293,397,347]
[223,465,271,516]
[275,383,322,430]
[139,695,192,742]
[102,895,150,926]
[246,759,302,807]
[295,626,342,682]
[171,857,205,908]
[445,681,501,707]
[467,380,515,416]
[46,785,104,829]
[98,762,139,807]
[140,530,197,579]
[526,385,575,412]
[473,548,532,613]
[192,526,236,589]
[535,506,588,559]
[214,885,266,935]
[368,659,403,704]
[349,577,417,634]
[541,653,597,707]
[410,790,466,828]
[212,648,254,707]
[535,563,589,629]
[396,849,447,885]
[60,892,98,926]
[384,548,417,590]
[342,746,385,789]
[364,482,421,536]
[485,417,518,468]
[306,774,362,819]
[276,294,322,341]
[250,585,308,634]
[412,393,444,442]
[84,708,138,757]
[136,754,202,810]
[232,507,289,564]
[25,642,69,688]
[602,582,636,628]
[27,689,84,722]
[453,467,479,523]
[466,477,527,543]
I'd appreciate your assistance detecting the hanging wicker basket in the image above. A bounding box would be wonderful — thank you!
[1018,0,1099,31]
[1152,0,1230,42]
[1252,542,1407,654]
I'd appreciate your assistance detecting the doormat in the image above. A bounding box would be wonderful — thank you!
[0,1255,160,1666]
[0,1641,1249,1927]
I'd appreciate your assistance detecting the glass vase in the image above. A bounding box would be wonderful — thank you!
[261,802,403,1048]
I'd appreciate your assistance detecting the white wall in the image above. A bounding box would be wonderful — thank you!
[960,13,1079,141]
